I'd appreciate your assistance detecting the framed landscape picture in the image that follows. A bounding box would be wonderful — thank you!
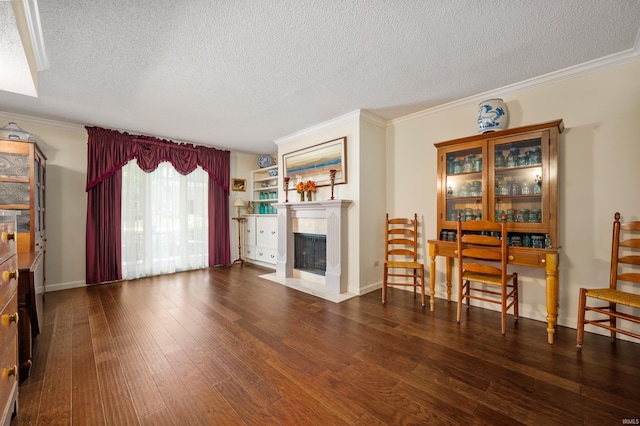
[283,137,347,187]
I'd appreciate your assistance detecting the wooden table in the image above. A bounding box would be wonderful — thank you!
[428,239,560,344]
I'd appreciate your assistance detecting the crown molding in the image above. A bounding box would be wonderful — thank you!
[274,110,361,145]
[274,109,386,146]
[390,42,640,126]
[0,110,85,131]
[359,109,387,129]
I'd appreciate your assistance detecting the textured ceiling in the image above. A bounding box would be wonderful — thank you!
[1,1,639,154]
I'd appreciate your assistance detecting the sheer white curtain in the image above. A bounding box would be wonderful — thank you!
[121,160,209,279]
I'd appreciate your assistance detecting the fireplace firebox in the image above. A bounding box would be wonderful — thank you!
[294,233,327,276]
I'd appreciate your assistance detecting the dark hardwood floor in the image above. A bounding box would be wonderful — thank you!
[11,264,640,425]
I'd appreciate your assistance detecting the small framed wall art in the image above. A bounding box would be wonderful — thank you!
[231,178,246,192]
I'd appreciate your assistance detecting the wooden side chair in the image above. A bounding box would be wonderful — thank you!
[577,212,640,350]
[382,213,426,307]
[456,215,519,335]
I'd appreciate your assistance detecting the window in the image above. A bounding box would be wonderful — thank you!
[121,160,208,279]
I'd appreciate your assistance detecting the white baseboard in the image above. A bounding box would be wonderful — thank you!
[358,281,381,296]
[45,280,86,292]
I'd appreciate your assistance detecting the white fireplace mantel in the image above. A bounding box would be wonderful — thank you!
[261,200,353,302]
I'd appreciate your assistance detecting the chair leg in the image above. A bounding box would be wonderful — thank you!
[501,284,507,336]
[609,301,616,344]
[420,266,426,307]
[382,266,388,305]
[465,281,471,309]
[457,278,464,324]
[576,288,587,350]
[513,274,519,321]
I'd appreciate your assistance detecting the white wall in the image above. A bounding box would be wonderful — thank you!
[387,59,640,338]
[0,115,88,291]
[275,110,387,295]
[358,116,387,293]
[276,114,361,294]
[231,152,262,262]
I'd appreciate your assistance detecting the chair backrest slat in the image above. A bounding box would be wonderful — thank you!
[388,218,413,225]
[462,235,502,246]
[620,239,640,249]
[463,263,503,276]
[620,221,640,231]
[388,248,415,257]
[389,238,415,246]
[462,248,502,261]
[617,273,640,284]
[618,255,640,266]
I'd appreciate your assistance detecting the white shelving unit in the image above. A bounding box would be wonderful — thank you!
[250,165,278,215]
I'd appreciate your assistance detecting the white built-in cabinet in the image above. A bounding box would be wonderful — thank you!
[243,215,277,267]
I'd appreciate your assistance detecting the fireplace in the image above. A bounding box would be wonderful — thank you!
[268,200,352,302]
[294,233,327,276]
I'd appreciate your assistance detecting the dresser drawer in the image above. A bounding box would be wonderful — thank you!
[0,256,18,309]
[0,220,16,264]
[256,247,277,265]
[0,293,17,358]
[0,337,18,421]
[244,244,256,261]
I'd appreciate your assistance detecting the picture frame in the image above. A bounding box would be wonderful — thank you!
[231,178,246,192]
[283,137,347,187]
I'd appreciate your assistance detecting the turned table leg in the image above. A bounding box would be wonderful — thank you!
[544,253,559,344]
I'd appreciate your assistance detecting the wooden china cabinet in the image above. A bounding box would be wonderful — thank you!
[0,138,46,377]
[428,119,564,344]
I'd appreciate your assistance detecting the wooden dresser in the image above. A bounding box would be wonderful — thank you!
[0,210,19,425]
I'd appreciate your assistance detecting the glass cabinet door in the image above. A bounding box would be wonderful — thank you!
[441,142,487,230]
[489,130,550,233]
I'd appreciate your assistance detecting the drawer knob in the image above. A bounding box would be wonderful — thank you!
[1,232,15,242]
[541,258,546,264]
[508,255,514,261]
[2,270,19,281]
[1,312,18,326]
[2,365,17,380]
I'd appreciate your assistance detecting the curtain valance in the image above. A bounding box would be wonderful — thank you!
[85,126,230,192]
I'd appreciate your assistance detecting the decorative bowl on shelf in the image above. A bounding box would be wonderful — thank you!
[268,170,278,176]
[258,155,273,168]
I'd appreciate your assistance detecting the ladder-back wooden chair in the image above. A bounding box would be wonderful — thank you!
[382,213,425,307]
[577,212,640,350]
[456,214,519,335]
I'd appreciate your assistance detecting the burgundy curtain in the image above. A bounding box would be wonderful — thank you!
[86,127,231,284]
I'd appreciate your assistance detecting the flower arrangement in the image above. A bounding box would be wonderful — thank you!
[295,179,316,201]
[296,180,316,193]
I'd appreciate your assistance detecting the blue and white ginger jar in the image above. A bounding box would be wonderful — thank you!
[477,98,508,134]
